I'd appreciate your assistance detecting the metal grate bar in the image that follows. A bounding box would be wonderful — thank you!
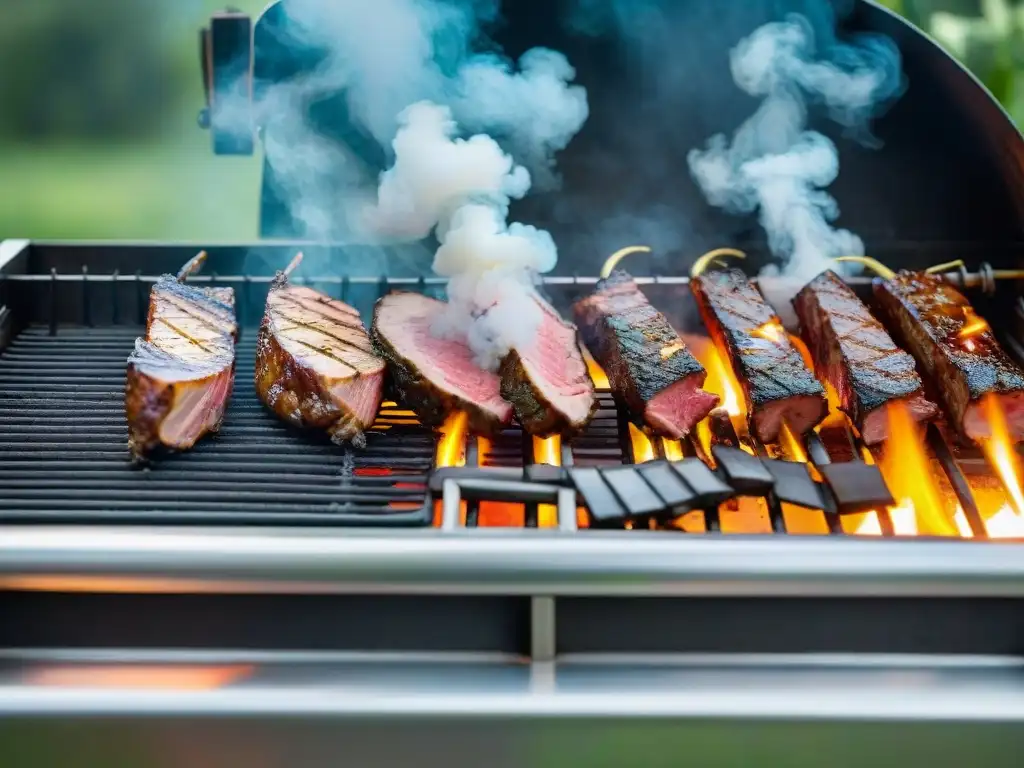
[0,326,434,526]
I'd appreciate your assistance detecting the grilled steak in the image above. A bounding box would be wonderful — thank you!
[690,268,827,443]
[125,252,238,461]
[793,270,938,445]
[255,274,385,447]
[872,271,1024,442]
[573,269,719,437]
[499,294,597,437]
[371,291,513,435]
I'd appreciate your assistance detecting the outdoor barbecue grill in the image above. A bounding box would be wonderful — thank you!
[3,0,1024,765]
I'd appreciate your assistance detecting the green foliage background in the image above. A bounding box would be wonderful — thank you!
[0,0,1019,242]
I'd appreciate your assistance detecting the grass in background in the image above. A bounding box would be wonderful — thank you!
[0,139,261,241]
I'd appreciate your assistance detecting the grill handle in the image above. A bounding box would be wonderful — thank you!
[198,9,255,156]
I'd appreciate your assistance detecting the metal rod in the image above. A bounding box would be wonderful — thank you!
[5,267,1015,291]
[926,423,988,539]
[464,438,480,529]
[804,432,845,535]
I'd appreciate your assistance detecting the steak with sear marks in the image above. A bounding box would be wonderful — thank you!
[793,270,938,445]
[371,291,513,436]
[690,268,827,443]
[872,271,1024,442]
[499,293,597,438]
[255,272,385,448]
[573,270,719,438]
[125,252,238,462]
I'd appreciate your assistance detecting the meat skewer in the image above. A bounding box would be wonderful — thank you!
[690,264,827,444]
[793,269,938,445]
[125,251,238,462]
[499,292,597,438]
[844,257,1024,442]
[573,256,719,438]
[255,253,385,448]
[370,291,513,436]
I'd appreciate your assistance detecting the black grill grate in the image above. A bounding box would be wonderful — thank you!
[0,325,434,525]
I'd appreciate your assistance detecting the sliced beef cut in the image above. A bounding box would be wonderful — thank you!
[690,268,827,444]
[371,292,513,436]
[255,276,384,447]
[499,294,597,438]
[872,271,1024,442]
[125,253,237,461]
[793,270,938,445]
[573,269,718,438]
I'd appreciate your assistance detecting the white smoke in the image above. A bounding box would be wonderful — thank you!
[228,1,587,365]
[688,13,905,285]
[366,102,563,369]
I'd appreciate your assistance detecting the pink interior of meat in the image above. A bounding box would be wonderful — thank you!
[645,376,720,438]
[516,298,594,427]
[158,368,233,448]
[329,371,385,429]
[379,294,512,423]
[753,395,826,444]
[860,393,938,446]
[963,391,1024,442]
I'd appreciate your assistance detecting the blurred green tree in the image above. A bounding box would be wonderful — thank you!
[0,0,185,141]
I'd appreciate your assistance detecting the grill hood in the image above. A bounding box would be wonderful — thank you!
[236,0,1024,270]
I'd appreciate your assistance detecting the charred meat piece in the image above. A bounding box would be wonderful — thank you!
[573,270,719,438]
[500,294,597,438]
[690,269,827,443]
[872,271,1024,442]
[793,270,938,445]
[255,276,385,448]
[371,292,513,436]
[125,253,237,461]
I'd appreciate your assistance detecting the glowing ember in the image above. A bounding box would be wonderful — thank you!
[660,342,685,359]
[978,393,1024,518]
[878,403,958,536]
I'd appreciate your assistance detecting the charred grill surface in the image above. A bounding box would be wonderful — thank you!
[690,269,827,443]
[371,292,512,436]
[499,294,597,438]
[873,271,1024,442]
[794,270,938,445]
[125,270,237,462]
[255,277,384,448]
[573,270,718,438]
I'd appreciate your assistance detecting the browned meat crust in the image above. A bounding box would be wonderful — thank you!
[872,271,1024,441]
[793,270,937,445]
[690,268,827,443]
[254,277,385,448]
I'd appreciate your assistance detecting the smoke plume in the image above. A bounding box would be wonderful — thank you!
[687,12,905,285]
[233,0,587,366]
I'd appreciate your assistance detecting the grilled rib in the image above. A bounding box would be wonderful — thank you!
[255,272,385,447]
[499,293,597,438]
[370,291,513,436]
[690,268,827,443]
[872,271,1024,442]
[125,252,238,461]
[573,269,719,438]
[793,270,938,445]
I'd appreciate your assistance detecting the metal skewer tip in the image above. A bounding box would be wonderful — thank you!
[176,250,209,282]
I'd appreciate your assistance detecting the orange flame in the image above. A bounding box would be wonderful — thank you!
[959,310,989,340]
[878,403,958,536]
[788,334,846,429]
[752,321,786,344]
[533,435,562,528]
[436,410,468,468]
[584,350,609,389]
[978,393,1024,519]
[629,423,657,464]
